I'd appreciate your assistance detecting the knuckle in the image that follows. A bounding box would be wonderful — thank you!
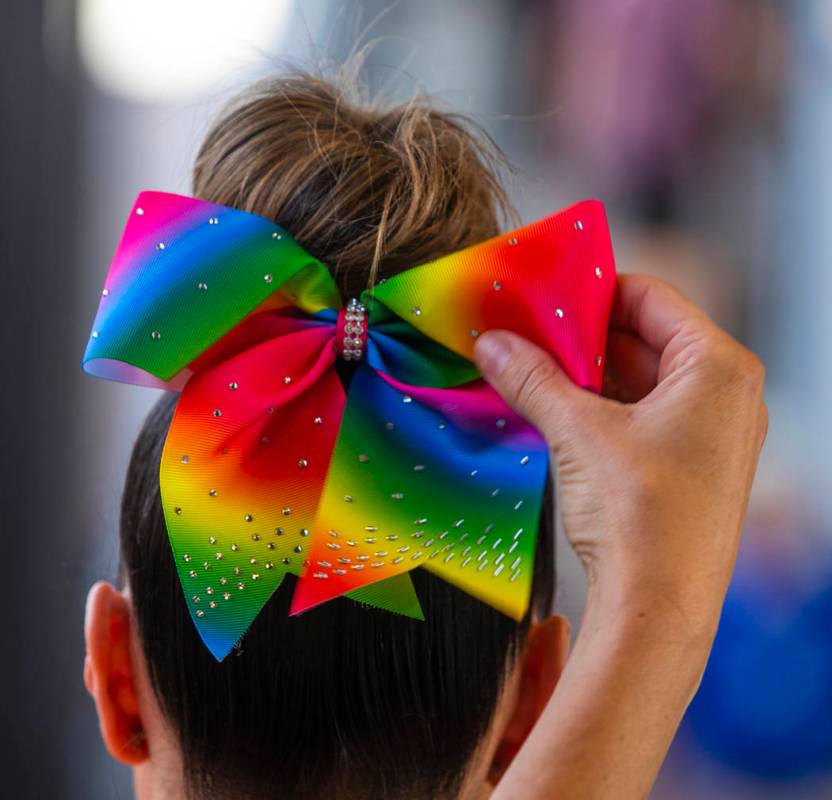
[513,357,556,413]
[758,401,770,445]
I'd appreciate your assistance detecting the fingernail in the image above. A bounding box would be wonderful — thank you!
[474,331,512,378]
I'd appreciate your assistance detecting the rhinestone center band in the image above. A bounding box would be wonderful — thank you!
[336,298,367,361]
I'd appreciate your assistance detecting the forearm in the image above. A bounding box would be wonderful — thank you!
[493,584,718,800]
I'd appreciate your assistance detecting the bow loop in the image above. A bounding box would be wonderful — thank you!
[82,191,340,390]
[368,199,614,391]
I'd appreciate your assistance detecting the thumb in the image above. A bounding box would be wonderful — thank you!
[473,330,595,448]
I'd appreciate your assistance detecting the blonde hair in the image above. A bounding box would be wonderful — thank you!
[192,66,519,299]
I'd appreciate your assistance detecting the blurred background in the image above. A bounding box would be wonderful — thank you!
[2,0,831,797]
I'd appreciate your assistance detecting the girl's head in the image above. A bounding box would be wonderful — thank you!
[84,69,567,800]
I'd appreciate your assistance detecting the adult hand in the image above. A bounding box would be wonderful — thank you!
[475,274,767,637]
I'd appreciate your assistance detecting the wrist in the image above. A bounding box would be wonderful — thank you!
[579,574,721,677]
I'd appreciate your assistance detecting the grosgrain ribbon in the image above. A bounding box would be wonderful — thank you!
[83,191,616,660]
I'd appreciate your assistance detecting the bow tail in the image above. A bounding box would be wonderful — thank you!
[160,325,345,660]
[290,364,549,620]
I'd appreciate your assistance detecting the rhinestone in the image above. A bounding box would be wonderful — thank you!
[314,416,323,425]
[496,418,506,429]
[344,495,353,503]
[205,586,214,595]
[156,242,166,251]
[215,552,223,560]
[208,216,218,225]
[228,381,238,390]
[209,488,217,497]
[264,274,273,283]
[508,237,518,246]
[554,307,564,318]
[298,458,308,468]
[470,469,478,477]
[198,282,208,291]
[196,609,204,617]
[180,455,189,464]
[244,514,253,522]
[233,567,240,574]
[174,507,182,515]
[189,570,197,578]
[212,409,222,418]
[282,557,291,565]
[237,582,245,590]
[300,528,309,536]
[438,421,446,430]
[471,329,479,338]
[595,355,603,366]
[391,492,404,500]
[490,489,500,497]
[91,331,99,339]
[265,561,274,569]
[492,280,502,291]
[101,288,110,297]
[209,601,217,609]
[413,464,425,472]
[293,545,303,553]
[520,455,529,465]
[272,232,282,240]
[454,519,465,528]
[183,554,191,562]
[208,536,216,544]
[224,592,231,600]
[251,533,260,541]
[275,528,284,535]
[358,454,369,462]
[267,406,274,414]
[267,542,275,549]
[202,561,210,570]
[251,573,260,580]
[574,220,583,231]
[595,266,603,279]
[151,330,161,340]
[411,306,422,316]
[136,207,144,215]
[514,500,524,510]
[402,395,412,404]
[231,544,239,552]
[282,507,292,516]
[219,577,227,585]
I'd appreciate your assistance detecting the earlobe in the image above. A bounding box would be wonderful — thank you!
[489,615,570,783]
[84,581,149,765]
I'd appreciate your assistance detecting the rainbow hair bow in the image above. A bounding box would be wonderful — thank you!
[83,191,616,660]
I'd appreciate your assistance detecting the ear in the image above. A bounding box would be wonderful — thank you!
[489,615,570,783]
[84,581,149,765]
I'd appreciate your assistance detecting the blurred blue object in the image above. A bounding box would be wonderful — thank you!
[685,535,832,780]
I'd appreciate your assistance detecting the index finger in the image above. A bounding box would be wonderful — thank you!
[610,274,712,354]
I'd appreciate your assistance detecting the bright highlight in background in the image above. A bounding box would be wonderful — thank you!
[77,0,294,102]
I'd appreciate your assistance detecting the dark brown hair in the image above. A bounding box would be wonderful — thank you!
[121,66,554,800]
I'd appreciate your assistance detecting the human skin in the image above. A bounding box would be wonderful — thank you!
[476,274,768,799]
[85,273,766,799]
